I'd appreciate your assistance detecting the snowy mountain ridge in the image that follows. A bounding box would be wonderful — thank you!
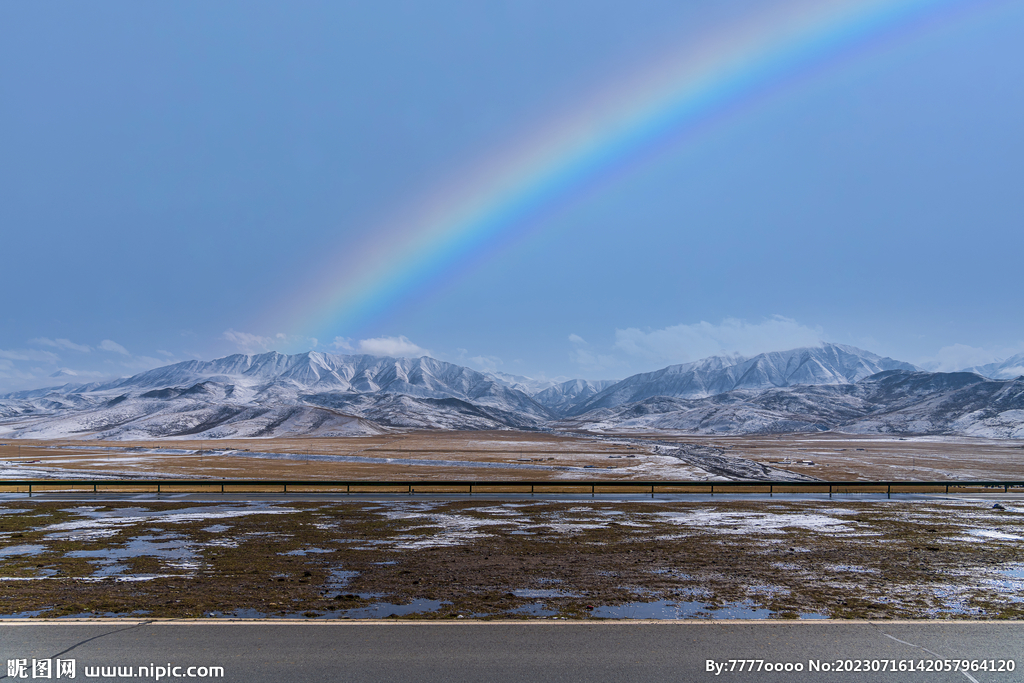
[963,353,1024,380]
[559,370,1024,439]
[566,343,918,415]
[0,345,1021,440]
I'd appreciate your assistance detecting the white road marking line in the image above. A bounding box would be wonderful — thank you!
[881,633,980,683]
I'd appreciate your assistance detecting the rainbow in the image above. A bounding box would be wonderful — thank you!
[281,0,977,344]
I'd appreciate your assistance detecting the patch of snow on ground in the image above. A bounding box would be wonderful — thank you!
[656,510,858,535]
[39,506,293,539]
[823,564,879,574]
[377,510,521,550]
[957,529,1024,542]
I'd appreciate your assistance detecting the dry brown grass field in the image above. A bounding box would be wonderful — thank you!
[2,432,1022,621]
[629,432,1024,480]
[0,430,1021,482]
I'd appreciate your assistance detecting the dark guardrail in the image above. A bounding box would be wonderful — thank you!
[1,479,1023,498]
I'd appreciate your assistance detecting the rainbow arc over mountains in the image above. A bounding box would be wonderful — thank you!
[282,0,976,343]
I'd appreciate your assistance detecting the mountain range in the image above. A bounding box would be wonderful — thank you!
[0,343,1021,440]
[962,353,1024,380]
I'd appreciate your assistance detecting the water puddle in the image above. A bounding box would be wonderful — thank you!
[57,610,151,618]
[512,589,580,598]
[280,548,335,556]
[929,586,989,615]
[985,566,1024,599]
[0,544,47,557]
[0,610,46,618]
[43,506,293,540]
[208,608,265,619]
[340,599,446,618]
[66,534,196,577]
[509,603,560,617]
[324,568,359,593]
[591,598,775,619]
[659,571,695,581]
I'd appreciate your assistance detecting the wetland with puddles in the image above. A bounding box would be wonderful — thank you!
[0,498,1022,619]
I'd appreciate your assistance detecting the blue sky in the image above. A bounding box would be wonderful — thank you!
[2,0,1022,391]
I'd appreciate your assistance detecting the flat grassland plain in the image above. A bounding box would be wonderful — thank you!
[1,432,1022,620]
[3,431,1024,481]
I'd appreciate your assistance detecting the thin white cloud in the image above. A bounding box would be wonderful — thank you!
[569,345,622,374]
[356,335,430,358]
[469,355,503,373]
[613,316,824,365]
[566,332,623,373]
[99,339,129,355]
[0,349,110,392]
[30,337,91,353]
[223,330,320,355]
[331,337,355,352]
[222,330,276,353]
[920,343,1024,373]
[0,339,172,391]
[115,355,169,372]
[0,364,53,387]
[0,348,61,363]
[48,367,109,380]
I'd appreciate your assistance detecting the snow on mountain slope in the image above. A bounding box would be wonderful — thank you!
[531,379,619,412]
[7,400,386,440]
[1,348,1020,440]
[963,353,1024,380]
[485,371,561,394]
[559,371,1024,438]
[842,371,1024,438]
[0,352,555,439]
[566,343,917,415]
[4,352,549,410]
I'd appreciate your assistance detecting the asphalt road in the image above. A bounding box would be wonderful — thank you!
[1,621,1020,682]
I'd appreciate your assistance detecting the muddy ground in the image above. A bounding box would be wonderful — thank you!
[1,498,1022,620]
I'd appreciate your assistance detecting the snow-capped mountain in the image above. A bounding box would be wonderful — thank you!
[0,345,1020,440]
[962,353,1024,380]
[484,373,620,411]
[558,370,1024,439]
[565,343,917,415]
[531,379,619,412]
[0,352,553,440]
[485,371,561,395]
